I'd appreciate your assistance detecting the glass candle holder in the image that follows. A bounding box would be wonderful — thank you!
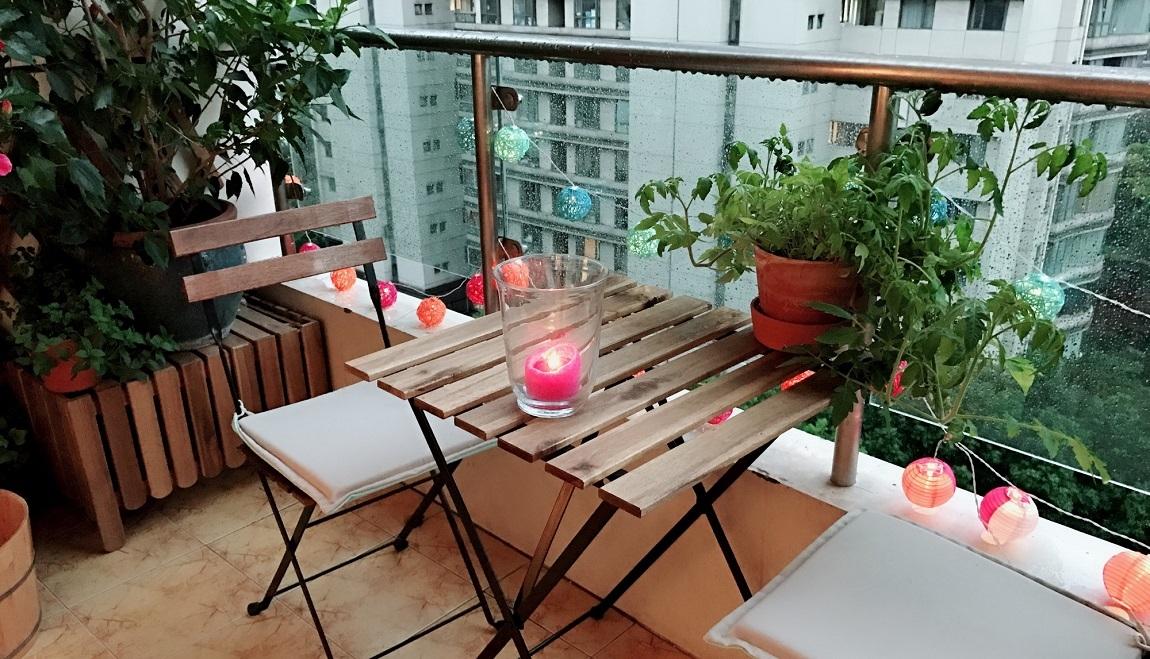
[494,254,609,418]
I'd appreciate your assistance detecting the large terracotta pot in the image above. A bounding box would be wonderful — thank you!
[0,490,39,659]
[82,202,246,350]
[751,247,859,350]
[39,340,100,394]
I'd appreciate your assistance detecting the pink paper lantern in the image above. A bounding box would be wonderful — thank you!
[377,280,398,309]
[781,370,815,391]
[1104,551,1150,618]
[417,296,446,328]
[466,273,486,306]
[707,409,734,425]
[330,267,356,292]
[979,486,1039,545]
[901,457,956,513]
[298,241,320,253]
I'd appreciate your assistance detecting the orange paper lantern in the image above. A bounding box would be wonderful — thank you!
[979,486,1039,546]
[901,457,956,513]
[1104,551,1150,618]
[417,296,446,328]
[499,260,530,288]
[781,370,816,391]
[330,268,356,291]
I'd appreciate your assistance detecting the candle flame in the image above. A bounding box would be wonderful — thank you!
[541,347,567,372]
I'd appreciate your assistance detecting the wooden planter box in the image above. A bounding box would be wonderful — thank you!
[5,298,330,551]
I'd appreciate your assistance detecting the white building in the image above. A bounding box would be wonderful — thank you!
[304,0,1147,351]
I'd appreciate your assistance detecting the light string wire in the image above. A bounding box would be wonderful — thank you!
[953,441,1150,552]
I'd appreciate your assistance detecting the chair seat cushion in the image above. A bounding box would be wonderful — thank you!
[708,511,1141,659]
[236,381,492,513]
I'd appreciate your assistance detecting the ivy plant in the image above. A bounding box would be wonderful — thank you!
[636,93,1111,478]
[0,0,392,263]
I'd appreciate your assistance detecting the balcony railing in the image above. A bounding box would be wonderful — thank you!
[327,27,1150,491]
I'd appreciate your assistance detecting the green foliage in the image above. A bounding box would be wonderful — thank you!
[637,93,1110,478]
[0,0,386,262]
[1,247,175,382]
[0,413,28,470]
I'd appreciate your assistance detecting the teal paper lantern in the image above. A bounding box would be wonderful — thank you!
[1013,272,1065,320]
[555,186,593,221]
[628,228,657,258]
[930,189,951,226]
[456,117,476,151]
[493,125,531,162]
[717,235,733,249]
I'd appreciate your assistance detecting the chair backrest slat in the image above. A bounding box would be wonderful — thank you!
[169,196,375,257]
[183,240,386,302]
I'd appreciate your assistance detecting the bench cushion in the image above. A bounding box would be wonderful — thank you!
[236,381,492,513]
[708,511,1140,659]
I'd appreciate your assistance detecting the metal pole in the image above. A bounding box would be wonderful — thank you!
[470,53,500,314]
[830,84,895,487]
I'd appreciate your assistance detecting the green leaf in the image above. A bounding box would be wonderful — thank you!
[67,158,107,208]
[816,327,861,345]
[1004,356,1037,394]
[288,3,322,22]
[21,106,68,144]
[92,85,114,110]
[806,301,854,320]
[0,8,21,27]
[5,31,49,62]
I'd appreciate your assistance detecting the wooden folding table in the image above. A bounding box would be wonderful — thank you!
[346,275,836,657]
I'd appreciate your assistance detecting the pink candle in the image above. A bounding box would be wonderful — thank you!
[524,343,582,402]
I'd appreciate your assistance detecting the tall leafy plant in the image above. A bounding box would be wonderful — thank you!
[637,94,1111,477]
[0,0,391,262]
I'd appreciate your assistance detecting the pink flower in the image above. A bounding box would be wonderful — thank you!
[0,153,12,177]
[0,39,6,53]
[708,409,734,425]
[0,99,11,114]
[891,360,909,398]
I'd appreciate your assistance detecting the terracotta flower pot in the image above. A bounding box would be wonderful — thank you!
[751,247,859,350]
[40,340,100,394]
[0,490,39,659]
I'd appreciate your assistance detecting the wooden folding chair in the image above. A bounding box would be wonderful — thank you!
[170,197,508,658]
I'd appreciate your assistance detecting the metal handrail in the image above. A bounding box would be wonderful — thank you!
[353,27,1150,108]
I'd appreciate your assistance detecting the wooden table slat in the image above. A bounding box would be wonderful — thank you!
[499,330,764,462]
[598,373,836,517]
[455,307,748,440]
[347,273,639,383]
[545,354,798,487]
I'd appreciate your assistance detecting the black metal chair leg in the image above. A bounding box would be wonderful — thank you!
[391,468,451,551]
[255,477,334,659]
[248,472,308,616]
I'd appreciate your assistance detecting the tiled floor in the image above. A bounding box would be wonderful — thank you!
[23,467,694,658]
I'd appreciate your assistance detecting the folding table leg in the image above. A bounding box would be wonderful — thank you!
[435,484,498,626]
[697,484,753,600]
[407,403,532,658]
[515,482,576,608]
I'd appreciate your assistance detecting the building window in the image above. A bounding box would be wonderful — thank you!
[899,0,935,29]
[481,0,500,23]
[956,133,989,162]
[574,97,600,129]
[415,3,423,15]
[574,145,600,178]
[614,153,628,182]
[818,13,824,28]
[430,222,438,234]
[554,231,570,254]
[842,0,883,26]
[513,0,537,25]
[829,120,868,147]
[424,3,433,14]
[550,142,567,170]
[323,176,337,192]
[520,181,541,211]
[420,95,428,107]
[429,95,438,106]
[318,137,333,158]
[616,68,630,83]
[514,59,538,75]
[549,95,566,126]
[522,225,543,253]
[523,147,540,168]
[436,181,444,193]
[423,140,432,153]
[801,81,818,94]
[466,245,481,267]
[807,14,815,29]
[613,244,627,272]
[617,0,631,29]
[968,0,1007,30]
[796,137,815,157]
[426,183,435,196]
[574,0,600,28]
[615,100,629,134]
[574,63,601,80]
[549,61,566,77]
[729,0,741,44]
[519,90,540,122]
[433,138,441,150]
[459,165,468,184]
[614,201,628,229]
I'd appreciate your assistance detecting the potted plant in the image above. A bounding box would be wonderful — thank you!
[0,1,391,347]
[637,94,1111,477]
[2,247,174,393]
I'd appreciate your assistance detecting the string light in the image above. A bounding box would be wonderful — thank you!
[627,228,657,257]
[456,116,476,150]
[555,185,593,221]
[930,189,951,225]
[417,296,447,328]
[978,485,1040,545]
[377,280,398,309]
[466,273,486,306]
[901,457,957,513]
[1012,272,1066,320]
[493,125,531,161]
[298,241,320,253]
[330,267,356,292]
[1104,552,1150,618]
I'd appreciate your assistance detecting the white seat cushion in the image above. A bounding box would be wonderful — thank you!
[235,381,492,513]
[708,511,1141,659]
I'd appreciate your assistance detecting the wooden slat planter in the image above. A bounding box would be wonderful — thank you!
[4,298,329,552]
